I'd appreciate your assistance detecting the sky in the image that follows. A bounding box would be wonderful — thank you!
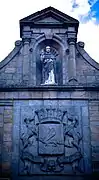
[0,0,99,62]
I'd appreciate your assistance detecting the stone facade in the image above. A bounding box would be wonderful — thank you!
[0,6,99,180]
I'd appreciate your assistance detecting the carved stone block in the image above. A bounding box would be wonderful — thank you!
[12,101,92,178]
[39,124,64,155]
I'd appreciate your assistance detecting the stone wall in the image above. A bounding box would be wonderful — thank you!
[0,102,13,177]
[0,91,99,179]
[0,41,99,88]
[0,6,99,180]
[89,101,99,172]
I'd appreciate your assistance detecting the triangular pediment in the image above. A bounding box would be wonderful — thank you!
[20,6,79,23]
[20,6,79,37]
[35,16,62,24]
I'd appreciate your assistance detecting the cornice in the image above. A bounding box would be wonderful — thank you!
[0,86,99,92]
[0,40,22,70]
[76,42,99,70]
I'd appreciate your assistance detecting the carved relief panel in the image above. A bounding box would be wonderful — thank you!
[12,100,91,177]
[20,108,82,174]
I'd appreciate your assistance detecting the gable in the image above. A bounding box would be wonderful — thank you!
[34,16,62,24]
[20,6,79,23]
[20,6,79,37]
[1,7,99,89]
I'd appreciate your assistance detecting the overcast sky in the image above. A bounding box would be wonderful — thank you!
[0,0,99,62]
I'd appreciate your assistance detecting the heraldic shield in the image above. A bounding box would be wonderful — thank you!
[20,107,83,174]
[39,124,64,155]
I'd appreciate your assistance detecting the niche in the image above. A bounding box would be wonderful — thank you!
[36,39,63,86]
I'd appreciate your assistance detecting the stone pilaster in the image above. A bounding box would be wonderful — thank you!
[22,26,32,82]
[67,29,77,83]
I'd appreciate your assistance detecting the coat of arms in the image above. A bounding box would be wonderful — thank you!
[39,124,64,155]
[20,108,83,174]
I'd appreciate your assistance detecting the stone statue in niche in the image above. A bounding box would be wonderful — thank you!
[40,46,58,85]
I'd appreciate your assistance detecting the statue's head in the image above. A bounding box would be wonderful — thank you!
[46,46,51,52]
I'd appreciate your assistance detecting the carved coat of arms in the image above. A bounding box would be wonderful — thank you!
[20,108,83,174]
[39,124,64,155]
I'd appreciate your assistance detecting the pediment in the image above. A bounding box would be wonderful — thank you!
[20,6,79,24]
[20,7,79,35]
[35,16,62,24]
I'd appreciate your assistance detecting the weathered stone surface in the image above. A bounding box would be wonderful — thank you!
[5,67,16,73]
[42,91,50,98]
[0,92,5,99]
[0,128,3,143]
[89,105,99,111]
[0,143,2,154]
[3,107,13,124]
[39,124,64,155]
[0,6,99,180]
[4,114,12,123]
[0,11,98,88]
[57,92,70,98]
[90,110,99,117]
[91,133,99,141]
[3,123,12,141]
[90,125,99,134]
[3,141,12,153]
[11,100,92,177]
[0,114,3,127]
[70,91,89,99]
[2,162,11,172]
[90,115,99,121]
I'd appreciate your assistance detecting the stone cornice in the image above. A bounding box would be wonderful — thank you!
[76,42,99,70]
[20,6,79,38]
[0,40,22,70]
[0,86,99,92]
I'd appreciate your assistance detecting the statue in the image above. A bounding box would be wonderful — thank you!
[40,46,56,85]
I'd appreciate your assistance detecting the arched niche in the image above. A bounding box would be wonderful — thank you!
[35,39,63,86]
